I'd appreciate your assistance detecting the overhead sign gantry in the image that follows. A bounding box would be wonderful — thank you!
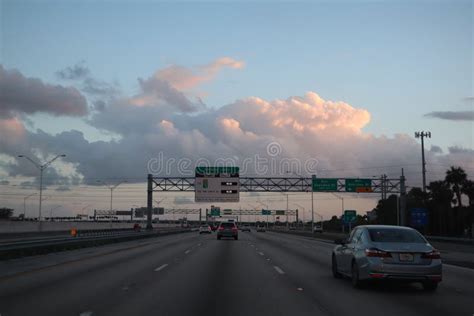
[146,172,406,229]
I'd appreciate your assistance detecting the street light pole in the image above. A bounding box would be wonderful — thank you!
[18,154,66,231]
[49,205,62,221]
[294,203,306,230]
[23,193,37,218]
[97,180,127,226]
[331,192,344,233]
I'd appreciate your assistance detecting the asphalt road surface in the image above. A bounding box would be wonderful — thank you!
[0,231,473,316]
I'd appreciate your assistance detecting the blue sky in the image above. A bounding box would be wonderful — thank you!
[2,0,472,149]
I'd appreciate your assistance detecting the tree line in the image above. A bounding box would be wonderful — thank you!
[373,166,473,236]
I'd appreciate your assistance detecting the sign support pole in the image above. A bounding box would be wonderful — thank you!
[147,174,153,230]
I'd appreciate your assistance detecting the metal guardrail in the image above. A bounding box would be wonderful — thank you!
[0,227,191,260]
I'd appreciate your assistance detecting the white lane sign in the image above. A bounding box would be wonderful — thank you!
[195,167,240,202]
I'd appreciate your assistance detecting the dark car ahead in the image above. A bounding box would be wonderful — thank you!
[217,222,238,240]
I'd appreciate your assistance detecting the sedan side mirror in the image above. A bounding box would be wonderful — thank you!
[334,238,346,245]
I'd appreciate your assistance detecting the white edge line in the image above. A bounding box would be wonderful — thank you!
[154,264,168,272]
[273,266,285,274]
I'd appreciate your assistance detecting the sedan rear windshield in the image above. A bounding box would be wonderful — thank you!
[220,223,236,228]
[368,228,426,243]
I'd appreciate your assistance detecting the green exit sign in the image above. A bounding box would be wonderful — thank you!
[262,209,271,215]
[345,179,372,192]
[312,178,338,192]
[343,210,357,223]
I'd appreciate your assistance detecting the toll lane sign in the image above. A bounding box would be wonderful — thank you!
[195,167,240,202]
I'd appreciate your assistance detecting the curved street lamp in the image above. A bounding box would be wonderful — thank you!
[18,154,66,231]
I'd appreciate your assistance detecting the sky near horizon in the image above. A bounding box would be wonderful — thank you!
[0,0,473,217]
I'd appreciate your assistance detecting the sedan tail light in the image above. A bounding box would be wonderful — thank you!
[421,250,441,259]
[218,226,224,231]
[231,227,238,232]
[365,248,392,258]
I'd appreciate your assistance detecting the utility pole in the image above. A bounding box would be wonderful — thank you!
[415,131,431,192]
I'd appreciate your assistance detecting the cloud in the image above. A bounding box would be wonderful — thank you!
[463,96,474,102]
[1,60,472,190]
[424,111,474,121]
[57,62,118,97]
[430,145,443,154]
[148,57,245,91]
[0,65,89,118]
[130,57,244,111]
[56,62,90,80]
[448,146,474,155]
[133,78,200,112]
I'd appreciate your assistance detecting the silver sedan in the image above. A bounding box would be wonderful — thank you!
[332,225,442,291]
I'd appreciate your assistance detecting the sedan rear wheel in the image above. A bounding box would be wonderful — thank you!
[351,262,364,289]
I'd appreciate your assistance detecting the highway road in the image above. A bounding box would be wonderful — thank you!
[0,231,473,316]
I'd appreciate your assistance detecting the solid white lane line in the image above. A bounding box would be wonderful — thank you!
[273,266,285,275]
[258,252,264,256]
[185,250,191,254]
[79,311,93,316]
[154,264,168,272]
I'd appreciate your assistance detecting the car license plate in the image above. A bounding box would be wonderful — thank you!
[399,253,414,262]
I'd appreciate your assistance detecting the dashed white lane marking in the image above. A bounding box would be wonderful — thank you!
[258,252,264,256]
[197,243,202,246]
[273,266,285,274]
[185,250,191,254]
[79,311,93,316]
[154,264,168,272]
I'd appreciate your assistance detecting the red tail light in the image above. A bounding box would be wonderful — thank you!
[232,226,238,232]
[421,250,441,259]
[218,226,224,231]
[365,248,392,258]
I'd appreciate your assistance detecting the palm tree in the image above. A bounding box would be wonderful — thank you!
[427,180,454,235]
[461,180,474,206]
[445,167,467,207]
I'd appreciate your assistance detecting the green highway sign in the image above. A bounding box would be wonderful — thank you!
[210,207,220,216]
[262,209,271,215]
[343,210,357,224]
[312,178,338,192]
[195,166,239,176]
[345,179,372,192]
[275,210,285,215]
